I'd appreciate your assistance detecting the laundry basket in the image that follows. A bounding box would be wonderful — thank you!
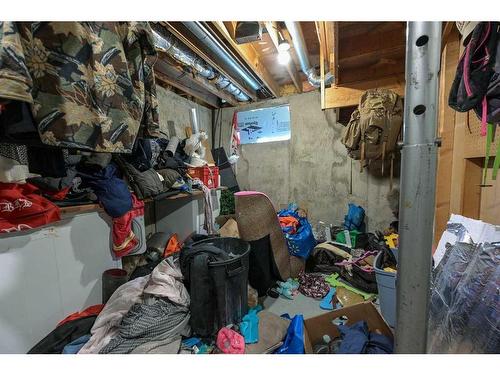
[183,237,250,336]
[374,250,397,327]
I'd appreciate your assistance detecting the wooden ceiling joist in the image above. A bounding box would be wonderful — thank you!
[155,71,219,108]
[339,27,405,60]
[316,21,327,108]
[339,45,406,67]
[155,55,240,107]
[325,21,339,86]
[340,58,405,85]
[264,21,302,93]
[324,74,405,108]
[211,21,281,98]
[159,22,257,102]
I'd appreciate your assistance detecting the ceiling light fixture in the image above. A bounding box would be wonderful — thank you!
[277,50,291,65]
[277,30,291,65]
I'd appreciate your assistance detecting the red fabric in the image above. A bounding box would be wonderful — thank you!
[163,233,181,258]
[0,182,61,233]
[43,186,71,201]
[57,304,104,327]
[112,194,144,258]
[216,327,245,354]
[279,216,300,234]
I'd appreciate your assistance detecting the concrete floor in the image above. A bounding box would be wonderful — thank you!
[262,293,327,320]
[262,292,382,321]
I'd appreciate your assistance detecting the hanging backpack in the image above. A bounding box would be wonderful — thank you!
[448,22,500,183]
[341,88,403,177]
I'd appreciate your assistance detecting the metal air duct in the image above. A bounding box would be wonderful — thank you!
[152,30,250,102]
[284,21,334,87]
[182,22,262,91]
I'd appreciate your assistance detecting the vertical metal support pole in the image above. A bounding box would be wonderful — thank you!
[395,22,442,353]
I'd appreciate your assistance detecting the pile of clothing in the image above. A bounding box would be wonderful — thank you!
[306,234,388,295]
[179,307,291,355]
[29,256,191,354]
[0,21,215,245]
[312,320,394,354]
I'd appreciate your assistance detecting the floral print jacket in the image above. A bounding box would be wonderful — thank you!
[0,22,159,153]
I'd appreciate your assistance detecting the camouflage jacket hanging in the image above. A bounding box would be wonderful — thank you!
[0,22,160,153]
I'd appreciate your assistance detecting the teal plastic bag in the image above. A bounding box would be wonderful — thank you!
[274,314,304,354]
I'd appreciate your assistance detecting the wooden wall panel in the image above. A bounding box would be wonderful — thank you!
[462,158,483,219]
[463,112,500,158]
[480,169,500,225]
[434,34,459,244]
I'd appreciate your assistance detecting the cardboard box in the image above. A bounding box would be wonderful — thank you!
[303,301,393,354]
[219,218,239,238]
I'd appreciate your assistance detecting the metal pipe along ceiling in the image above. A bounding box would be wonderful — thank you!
[182,21,262,91]
[152,30,250,102]
[284,21,334,87]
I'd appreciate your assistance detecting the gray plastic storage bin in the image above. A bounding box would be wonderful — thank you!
[374,250,397,327]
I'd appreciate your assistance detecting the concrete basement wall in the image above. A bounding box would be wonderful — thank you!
[217,91,398,232]
[156,85,213,143]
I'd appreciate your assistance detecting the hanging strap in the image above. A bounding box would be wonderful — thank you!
[481,97,488,136]
[360,140,365,173]
[492,126,500,180]
[390,153,394,191]
[381,141,387,176]
[482,123,494,185]
[381,112,390,176]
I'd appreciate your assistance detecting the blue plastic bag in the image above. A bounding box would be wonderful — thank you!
[344,203,366,232]
[278,208,316,259]
[240,305,263,344]
[275,314,305,354]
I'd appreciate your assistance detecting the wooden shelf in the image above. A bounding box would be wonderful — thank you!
[60,204,102,216]
[59,187,227,216]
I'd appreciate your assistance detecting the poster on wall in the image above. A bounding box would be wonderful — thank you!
[236,105,291,144]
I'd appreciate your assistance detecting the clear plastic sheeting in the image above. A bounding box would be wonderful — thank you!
[446,223,474,244]
[433,214,500,267]
[428,242,500,353]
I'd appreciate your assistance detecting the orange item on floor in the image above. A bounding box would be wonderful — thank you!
[57,304,104,327]
[279,216,300,234]
[163,233,182,258]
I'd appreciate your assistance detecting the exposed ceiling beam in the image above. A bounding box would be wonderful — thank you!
[155,54,240,107]
[211,21,281,98]
[155,71,219,109]
[339,22,405,39]
[264,21,302,93]
[315,21,328,65]
[340,58,405,84]
[324,74,405,108]
[159,22,257,102]
[315,21,327,108]
[339,26,405,61]
[339,45,406,67]
[325,21,339,86]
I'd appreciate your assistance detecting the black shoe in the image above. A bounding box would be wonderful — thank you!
[266,286,279,298]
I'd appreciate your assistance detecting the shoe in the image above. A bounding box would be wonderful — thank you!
[266,286,279,298]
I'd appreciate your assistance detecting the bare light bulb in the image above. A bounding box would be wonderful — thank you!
[278,50,290,65]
